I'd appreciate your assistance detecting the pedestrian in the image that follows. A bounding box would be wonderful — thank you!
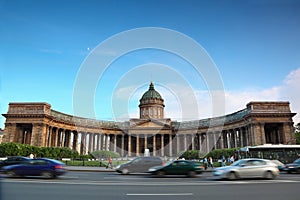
[208,157,214,168]
[230,155,235,164]
[203,157,208,170]
[221,155,226,166]
[106,156,113,169]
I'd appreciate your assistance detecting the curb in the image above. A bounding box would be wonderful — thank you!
[65,167,214,173]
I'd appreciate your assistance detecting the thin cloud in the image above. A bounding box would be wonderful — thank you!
[117,68,300,124]
[39,48,63,54]
[161,68,300,123]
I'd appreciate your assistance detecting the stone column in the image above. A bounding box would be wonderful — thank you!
[95,134,99,151]
[136,135,140,156]
[73,131,78,151]
[245,126,249,146]
[105,134,109,151]
[121,135,124,157]
[61,129,66,147]
[234,130,238,148]
[144,134,148,150]
[283,122,295,144]
[252,123,266,145]
[161,134,164,157]
[169,134,172,157]
[153,135,156,156]
[99,134,103,150]
[191,134,195,150]
[52,128,58,147]
[177,134,180,155]
[3,123,15,143]
[184,134,187,151]
[113,134,117,152]
[47,126,52,147]
[198,134,201,152]
[239,128,244,147]
[32,123,47,146]
[220,132,224,149]
[17,127,23,144]
[206,133,210,153]
[213,132,217,149]
[80,133,85,154]
[69,131,74,149]
[128,135,132,157]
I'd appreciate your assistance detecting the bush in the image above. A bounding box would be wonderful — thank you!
[91,150,120,159]
[0,142,80,159]
[180,148,239,162]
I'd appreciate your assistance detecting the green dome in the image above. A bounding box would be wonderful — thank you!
[140,82,162,100]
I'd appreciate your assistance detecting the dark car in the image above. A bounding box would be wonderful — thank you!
[2,158,67,178]
[0,156,31,169]
[283,158,300,174]
[148,160,203,177]
[270,160,285,171]
[115,156,163,175]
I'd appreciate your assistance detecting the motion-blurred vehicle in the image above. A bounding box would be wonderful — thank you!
[270,160,285,171]
[283,158,300,174]
[213,158,279,180]
[2,158,67,178]
[115,156,163,175]
[148,160,203,177]
[0,156,31,169]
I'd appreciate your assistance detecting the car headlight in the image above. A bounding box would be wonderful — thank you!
[288,166,295,169]
[148,168,157,172]
[115,165,121,169]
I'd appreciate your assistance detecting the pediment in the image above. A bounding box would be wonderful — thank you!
[129,118,171,129]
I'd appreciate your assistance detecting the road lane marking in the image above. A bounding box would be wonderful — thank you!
[126,193,194,196]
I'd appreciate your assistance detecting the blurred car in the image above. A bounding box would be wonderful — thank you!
[213,158,279,180]
[148,160,203,177]
[115,156,163,175]
[270,160,285,171]
[0,156,31,170]
[2,158,67,178]
[283,158,300,174]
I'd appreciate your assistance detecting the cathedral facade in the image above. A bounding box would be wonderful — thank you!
[2,82,297,157]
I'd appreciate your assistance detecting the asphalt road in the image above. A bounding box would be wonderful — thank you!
[1,172,299,200]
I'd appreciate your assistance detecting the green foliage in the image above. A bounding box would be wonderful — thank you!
[295,132,300,144]
[91,150,120,159]
[0,142,80,159]
[295,123,300,144]
[180,148,239,161]
[206,148,239,159]
[180,150,200,160]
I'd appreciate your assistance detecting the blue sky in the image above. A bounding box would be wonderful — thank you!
[1,0,300,129]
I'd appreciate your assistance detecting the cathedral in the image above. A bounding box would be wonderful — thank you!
[1,82,297,157]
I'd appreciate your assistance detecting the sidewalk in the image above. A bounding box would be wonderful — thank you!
[65,166,214,172]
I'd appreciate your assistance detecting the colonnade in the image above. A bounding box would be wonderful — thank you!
[40,125,253,157]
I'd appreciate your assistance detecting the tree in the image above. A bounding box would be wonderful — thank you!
[295,122,300,144]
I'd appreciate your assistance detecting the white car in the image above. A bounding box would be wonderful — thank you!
[213,158,279,180]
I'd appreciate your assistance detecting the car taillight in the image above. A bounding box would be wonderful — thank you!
[54,165,63,169]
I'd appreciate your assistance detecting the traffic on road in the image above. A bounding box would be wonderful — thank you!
[1,157,300,200]
[1,169,300,200]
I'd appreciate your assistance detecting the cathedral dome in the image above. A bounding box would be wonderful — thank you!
[140,82,163,101]
[139,82,165,119]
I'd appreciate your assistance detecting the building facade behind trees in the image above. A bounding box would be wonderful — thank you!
[1,82,297,157]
